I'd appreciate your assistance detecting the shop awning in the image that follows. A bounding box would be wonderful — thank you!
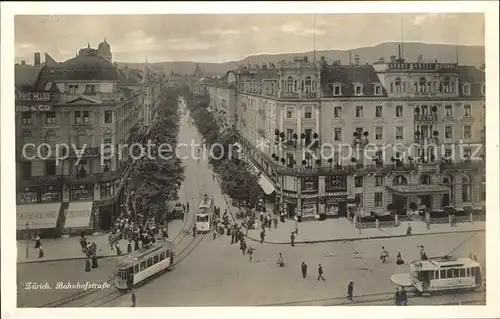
[64,201,93,228]
[386,184,450,196]
[390,273,413,287]
[258,174,276,195]
[17,203,61,230]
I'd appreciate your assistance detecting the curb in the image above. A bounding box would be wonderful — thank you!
[245,228,485,245]
[17,254,118,264]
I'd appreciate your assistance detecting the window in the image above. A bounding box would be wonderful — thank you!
[419,77,426,92]
[45,112,56,125]
[375,175,383,187]
[445,104,453,116]
[45,161,56,176]
[355,106,363,118]
[375,127,383,140]
[333,84,341,96]
[445,126,453,139]
[286,153,293,166]
[83,111,90,123]
[396,127,404,140]
[374,85,382,95]
[355,127,363,137]
[85,84,96,93]
[325,175,347,189]
[394,77,402,93]
[103,134,112,145]
[140,261,147,271]
[443,77,452,93]
[304,129,312,145]
[375,192,383,207]
[74,111,81,124]
[463,125,472,139]
[100,182,113,198]
[160,252,165,261]
[463,84,470,95]
[333,106,342,118]
[304,107,312,119]
[21,162,32,180]
[134,265,139,273]
[420,175,432,185]
[147,258,153,268]
[153,255,159,264]
[286,111,292,118]
[305,76,312,92]
[440,270,446,279]
[104,111,113,124]
[396,105,403,118]
[355,85,362,95]
[286,76,293,92]
[355,193,363,207]
[21,112,32,125]
[286,129,293,141]
[375,105,383,117]
[68,84,79,94]
[334,128,342,141]
[464,104,471,117]
[462,176,472,202]
[393,175,408,186]
[103,159,111,173]
[354,176,363,188]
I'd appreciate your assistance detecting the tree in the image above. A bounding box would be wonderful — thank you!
[216,159,263,208]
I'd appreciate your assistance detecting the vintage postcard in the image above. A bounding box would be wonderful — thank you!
[1,2,499,319]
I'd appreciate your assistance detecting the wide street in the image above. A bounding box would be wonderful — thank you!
[98,98,486,307]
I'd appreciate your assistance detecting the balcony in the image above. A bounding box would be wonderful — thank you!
[439,159,485,171]
[279,92,299,99]
[301,92,318,99]
[414,114,438,122]
[274,163,416,176]
[415,161,439,173]
[414,137,439,145]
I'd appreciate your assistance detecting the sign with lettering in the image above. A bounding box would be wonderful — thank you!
[64,204,93,228]
[16,205,60,230]
[16,92,52,102]
[16,104,53,113]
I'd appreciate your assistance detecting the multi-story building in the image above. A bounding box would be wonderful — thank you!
[206,71,238,132]
[15,43,157,237]
[222,54,485,220]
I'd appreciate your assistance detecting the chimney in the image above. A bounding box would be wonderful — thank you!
[354,55,360,66]
[390,55,396,63]
[398,45,401,59]
[34,52,41,66]
[418,54,423,62]
[21,60,26,66]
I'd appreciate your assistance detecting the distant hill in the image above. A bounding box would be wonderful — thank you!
[116,42,485,76]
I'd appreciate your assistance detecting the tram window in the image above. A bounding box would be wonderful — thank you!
[147,258,153,267]
[458,269,465,277]
[446,269,453,278]
[466,268,471,277]
[134,265,139,273]
[434,271,439,279]
[154,255,159,264]
[453,269,460,278]
[160,252,165,261]
[140,261,147,271]
[429,271,435,280]
[471,268,476,276]
[440,270,446,279]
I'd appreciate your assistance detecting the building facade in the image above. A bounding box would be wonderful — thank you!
[214,55,485,220]
[15,43,157,236]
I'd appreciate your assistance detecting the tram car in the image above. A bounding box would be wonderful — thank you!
[196,195,214,233]
[115,241,175,290]
[391,255,483,294]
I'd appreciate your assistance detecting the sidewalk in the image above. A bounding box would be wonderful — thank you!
[246,218,485,244]
[17,219,188,263]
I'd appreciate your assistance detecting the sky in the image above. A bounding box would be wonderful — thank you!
[14,13,484,64]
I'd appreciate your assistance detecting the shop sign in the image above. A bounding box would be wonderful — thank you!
[16,104,53,112]
[17,211,58,221]
[16,92,52,102]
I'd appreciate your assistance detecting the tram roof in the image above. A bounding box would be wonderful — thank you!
[411,256,480,271]
[116,241,174,268]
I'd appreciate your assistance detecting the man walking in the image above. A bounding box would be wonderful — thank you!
[347,281,354,301]
[301,261,308,279]
[290,232,295,247]
[260,229,265,244]
[131,289,136,307]
[317,264,325,281]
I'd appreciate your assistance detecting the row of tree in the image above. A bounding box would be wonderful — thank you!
[184,91,263,209]
[127,88,185,219]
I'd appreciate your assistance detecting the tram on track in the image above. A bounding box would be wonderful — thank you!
[391,255,483,294]
[196,195,214,233]
[115,241,175,290]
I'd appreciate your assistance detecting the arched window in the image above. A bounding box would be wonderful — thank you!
[420,174,432,185]
[305,76,312,93]
[394,77,401,93]
[393,175,408,186]
[462,175,472,202]
[419,77,426,92]
[287,76,293,93]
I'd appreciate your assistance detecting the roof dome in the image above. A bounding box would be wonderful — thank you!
[61,52,118,81]
[98,39,110,50]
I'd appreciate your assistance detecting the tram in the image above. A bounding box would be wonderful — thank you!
[115,241,175,290]
[391,255,483,294]
[196,195,214,233]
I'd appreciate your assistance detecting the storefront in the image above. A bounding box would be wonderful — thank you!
[17,203,62,238]
[70,184,94,201]
[324,192,349,217]
[18,186,39,204]
[41,185,62,202]
[64,201,94,235]
[301,197,318,218]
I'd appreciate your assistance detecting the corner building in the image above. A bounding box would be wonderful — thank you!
[15,44,165,237]
[221,55,485,220]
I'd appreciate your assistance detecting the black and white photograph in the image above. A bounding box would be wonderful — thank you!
[1,2,499,318]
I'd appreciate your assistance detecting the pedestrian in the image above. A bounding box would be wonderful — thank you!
[247,246,254,262]
[186,202,190,213]
[212,228,217,240]
[396,251,404,265]
[131,289,136,307]
[317,264,325,281]
[290,232,295,247]
[230,229,235,245]
[183,204,186,212]
[38,244,44,258]
[406,224,412,235]
[301,261,308,279]
[134,239,140,251]
[394,287,401,305]
[347,281,354,301]
[400,287,408,305]
[34,234,41,251]
[115,242,122,256]
[273,216,278,229]
[380,246,389,263]
[260,230,265,244]
[85,257,91,272]
[192,224,197,237]
[241,240,247,255]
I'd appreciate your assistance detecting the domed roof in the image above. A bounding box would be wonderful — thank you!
[98,39,110,50]
[61,52,118,81]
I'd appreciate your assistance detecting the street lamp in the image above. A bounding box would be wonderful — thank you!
[25,221,30,259]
